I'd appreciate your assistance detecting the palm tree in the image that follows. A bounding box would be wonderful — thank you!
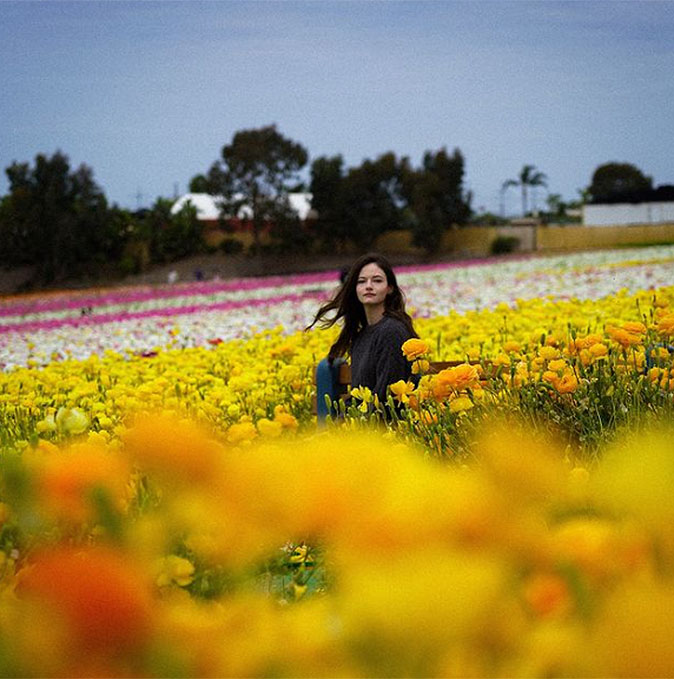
[504,165,548,216]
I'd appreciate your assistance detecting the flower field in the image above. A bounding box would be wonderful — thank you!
[1,246,674,676]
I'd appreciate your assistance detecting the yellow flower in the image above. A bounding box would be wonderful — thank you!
[538,346,559,361]
[257,418,283,438]
[449,396,474,413]
[293,583,308,600]
[55,407,89,435]
[274,412,298,430]
[154,555,195,587]
[350,386,373,402]
[547,358,567,372]
[289,545,312,564]
[226,421,258,444]
[389,380,416,404]
[97,415,114,429]
[401,338,429,361]
[589,342,608,358]
[492,353,511,367]
[411,359,430,375]
[36,413,57,433]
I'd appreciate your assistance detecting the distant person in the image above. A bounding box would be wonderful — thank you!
[339,266,349,285]
[308,253,418,414]
[167,270,178,285]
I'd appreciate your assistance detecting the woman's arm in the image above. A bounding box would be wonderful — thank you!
[371,323,413,405]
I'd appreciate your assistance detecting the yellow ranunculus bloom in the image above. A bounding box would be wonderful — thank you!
[389,380,416,404]
[54,407,90,435]
[411,359,430,374]
[226,421,258,444]
[257,418,283,438]
[449,396,474,413]
[154,555,195,587]
[589,342,608,358]
[539,346,559,361]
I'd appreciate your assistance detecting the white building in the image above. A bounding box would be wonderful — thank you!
[170,192,315,222]
[583,201,674,227]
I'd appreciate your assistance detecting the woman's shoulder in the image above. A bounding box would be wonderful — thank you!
[375,315,414,340]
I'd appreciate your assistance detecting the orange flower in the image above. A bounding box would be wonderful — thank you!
[656,314,674,338]
[523,572,572,618]
[555,373,579,394]
[123,414,224,485]
[401,338,429,361]
[36,443,130,524]
[607,326,642,348]
[542,370,558,384]
[432,364,480,400]
[648,367,663,382]
[622,321,646,335]
[17,546,153,653]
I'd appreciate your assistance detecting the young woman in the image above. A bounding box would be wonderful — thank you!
[309,253,418,410]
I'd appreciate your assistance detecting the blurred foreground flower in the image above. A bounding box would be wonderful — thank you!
[1,416,674,677]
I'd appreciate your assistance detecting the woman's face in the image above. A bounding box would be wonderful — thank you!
[356,262,392,308]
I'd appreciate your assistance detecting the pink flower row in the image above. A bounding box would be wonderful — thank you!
[0,291,329,335]
[0,257,495,318]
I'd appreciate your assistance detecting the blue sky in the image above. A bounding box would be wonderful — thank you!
[1,0,673,215]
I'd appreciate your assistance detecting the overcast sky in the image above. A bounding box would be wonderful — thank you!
[1,0,673,216]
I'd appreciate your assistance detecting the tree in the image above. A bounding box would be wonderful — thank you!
[340,152,408,250]
[143,198,203,263]
[504,164,548,216]
[403,148,471,254]
[0,151,120,284]
[545,193,565,217]
[587,162,652,203]
[206,125,308,253]
[309,155,349,251]
[188,174,213,193]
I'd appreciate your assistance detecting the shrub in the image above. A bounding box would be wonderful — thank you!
[220,238,245,255]
[491,235,520,255]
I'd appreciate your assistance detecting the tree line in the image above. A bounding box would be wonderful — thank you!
[0,124,659,287]
[189,125,471,256]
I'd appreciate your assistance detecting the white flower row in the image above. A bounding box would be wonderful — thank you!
[1,246,673,371]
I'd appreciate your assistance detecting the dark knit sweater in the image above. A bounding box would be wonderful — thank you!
[350,315,414,405]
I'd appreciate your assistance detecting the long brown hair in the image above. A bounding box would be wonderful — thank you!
[307,253,417,360]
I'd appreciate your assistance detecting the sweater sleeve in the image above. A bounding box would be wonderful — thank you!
[371,321,412,404]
